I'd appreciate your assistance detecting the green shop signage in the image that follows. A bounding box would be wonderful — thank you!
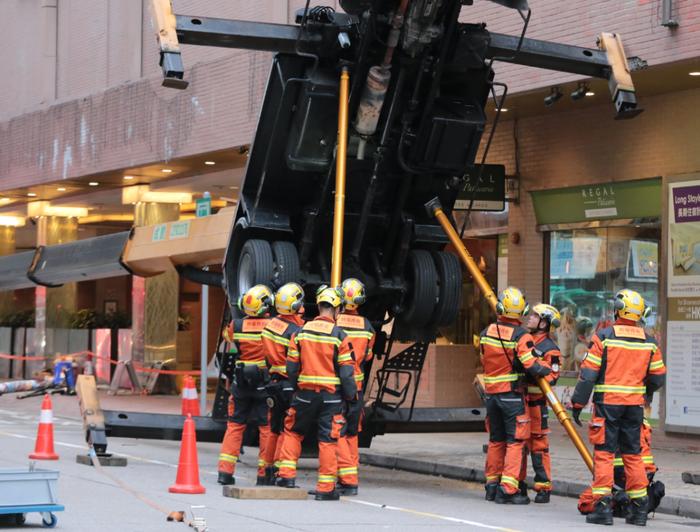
[531,178,661,225]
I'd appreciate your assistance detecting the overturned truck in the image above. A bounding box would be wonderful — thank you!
[100,0,641,449]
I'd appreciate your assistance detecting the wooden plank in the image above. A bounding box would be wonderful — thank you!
[222,485,308,500]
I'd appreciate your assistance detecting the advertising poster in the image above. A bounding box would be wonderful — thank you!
[665,178,700,430]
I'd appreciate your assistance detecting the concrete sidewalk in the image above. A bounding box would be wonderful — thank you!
[361,424,700,520]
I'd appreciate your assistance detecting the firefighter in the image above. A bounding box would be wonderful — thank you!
[217,284,273,486]
[482,287,552,505]
[335,278,375,496]
[521,303,562,504]
[260,282,306,485]
[571,289,666,526]
[276,286,357,501]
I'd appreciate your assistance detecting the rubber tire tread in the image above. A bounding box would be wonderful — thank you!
[400,250,439,327]
[271,241,300,288]
[430,251,462,327]
[237,239,274,295]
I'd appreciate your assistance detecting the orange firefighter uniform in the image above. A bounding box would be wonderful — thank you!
[335,309,375,490]
[261,313,304,475]
[217,316,272,484]
[578,419,661,515]
[522,332,560,495]
[572,310,666,523]
[482,317,552,500]
[276,315,357,496]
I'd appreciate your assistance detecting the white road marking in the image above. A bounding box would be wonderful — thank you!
[0,429,248,480]
[345,498,523,532]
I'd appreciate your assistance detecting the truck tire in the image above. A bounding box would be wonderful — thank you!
[430,251,462,327]
[237,239,274,296]
[271,241,300,288]
[399,250,439,327]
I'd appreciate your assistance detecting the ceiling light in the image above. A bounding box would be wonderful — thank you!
[544,86,563,107]
[0,198,10,203]
[229,186,239,190]
[585,91,595,97]
[123,175,134,180]
[204,161,216,166]
[122,185,192,205]
[57,187,66,192]
[689,71,700,77]
[570,83,590,101]
[27,201,88,218]
[89,182,99,186]
[499,108,509,112]
[161,168,173,173]
[27,192,37,197]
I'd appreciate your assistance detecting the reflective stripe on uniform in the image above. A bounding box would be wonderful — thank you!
[270,365,286,373]
[354,374,364,382]
[277,460,297,470]
[519,352,534,363]
[486,475,500,482]
[627,487,647,499]
[337,354,353,363]
[338,467,358,476]
[480,337,517,349]
[219,453,238,463]
[262,329,289,346]
[299,375,341,385]
[527,386,542,395]
[602,339,657,352]
[344,330,374,339]
[592,486,612,496]
[534,481,551,489]
[642,455,655,464]
[584,353,602,367]
[235,333,262,341]
[650,360,665,371]
[483,373,523,384]
[613,458,623,467]
[501,475,519,489]
[318,474,337,484]
[296,332,341,346]
[593,384,646,394]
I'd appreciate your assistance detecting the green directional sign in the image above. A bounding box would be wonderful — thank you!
[195,197,211,218]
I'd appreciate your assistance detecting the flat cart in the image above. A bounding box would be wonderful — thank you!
[0,468,64,528]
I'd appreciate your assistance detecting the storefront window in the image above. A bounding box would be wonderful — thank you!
[547,225,660,371]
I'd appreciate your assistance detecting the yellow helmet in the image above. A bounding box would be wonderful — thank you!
[238,284,273,317]
[496,286,529,319]
[341,278,366,310]
[275,283,305,315]
[532,303,561,329]
[614,289,649,321]
[316,285,343,308]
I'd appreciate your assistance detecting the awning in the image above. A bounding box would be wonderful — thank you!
[28,232,131,287]
[0,251,38,291]
[123,208,235,277]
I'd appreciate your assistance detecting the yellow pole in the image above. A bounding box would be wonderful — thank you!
[331,67,350,287]
[425,197,594,474]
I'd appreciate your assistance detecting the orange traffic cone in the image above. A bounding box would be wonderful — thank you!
[169,414,205,494]
[29,394,59,460]
[181,375,200,417]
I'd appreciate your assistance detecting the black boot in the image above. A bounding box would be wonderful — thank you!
[276,477,296,488]
[585,496,614,526]
[265,466,277,486]
[625,497,649,527]
[495,485,530,505]
[336,483,358,496]
[519,481,529,498]
[315,490,340,501]
[217,472,235,485]
[534,491,550,504]
[485,483,498,501]
[256,475,267,486]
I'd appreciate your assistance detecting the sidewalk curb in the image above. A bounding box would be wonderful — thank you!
[360,451,700,520]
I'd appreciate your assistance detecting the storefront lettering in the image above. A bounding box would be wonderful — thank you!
[581,186,615,199]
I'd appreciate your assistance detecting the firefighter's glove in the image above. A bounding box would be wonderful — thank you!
[571,407,583,427]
